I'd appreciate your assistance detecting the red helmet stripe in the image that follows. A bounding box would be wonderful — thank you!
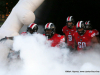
[29,23,35,28]
[77,21,80,27]
[67,16,70,21]
[85,21,90,25]
[46,23,50,28]
[86,22,88,24]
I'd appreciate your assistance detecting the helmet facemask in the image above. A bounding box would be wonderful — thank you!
[66,21,74,29]
[45,29,55,39]
[27,28,34,34]
[77,28,85,35]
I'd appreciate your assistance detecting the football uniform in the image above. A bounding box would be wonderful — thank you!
[44,34,65,47]
[62,25,76,48]
[73,30,95,51]
[92,29,99,36]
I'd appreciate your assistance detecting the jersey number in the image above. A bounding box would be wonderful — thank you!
[78,42,86,48]
[68,35,72,41]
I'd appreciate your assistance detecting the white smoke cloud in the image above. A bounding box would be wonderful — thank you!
[0,34,99,75]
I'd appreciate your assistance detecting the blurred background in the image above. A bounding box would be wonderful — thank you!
[0,0,100,36]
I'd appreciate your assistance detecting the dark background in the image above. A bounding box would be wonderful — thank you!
[0,0,100,36]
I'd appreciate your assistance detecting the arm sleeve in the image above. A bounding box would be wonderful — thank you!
[60,36,65,42]
[90,31,96,38]
[95,30,99,35]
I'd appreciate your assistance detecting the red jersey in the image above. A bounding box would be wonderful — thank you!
[62,25,76,48]
[21,32,38,35]
[44,34,65,47]
[21,32,27,35]
[73,30,95,51]
[92,29,99,36]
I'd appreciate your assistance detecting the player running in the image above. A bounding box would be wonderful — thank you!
[85,21,100,43]
[62,16,76,50]
[85,21,99,36]
[44,22,65,47]
[73,21,98,51]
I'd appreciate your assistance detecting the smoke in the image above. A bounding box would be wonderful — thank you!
[0,33,99,75]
